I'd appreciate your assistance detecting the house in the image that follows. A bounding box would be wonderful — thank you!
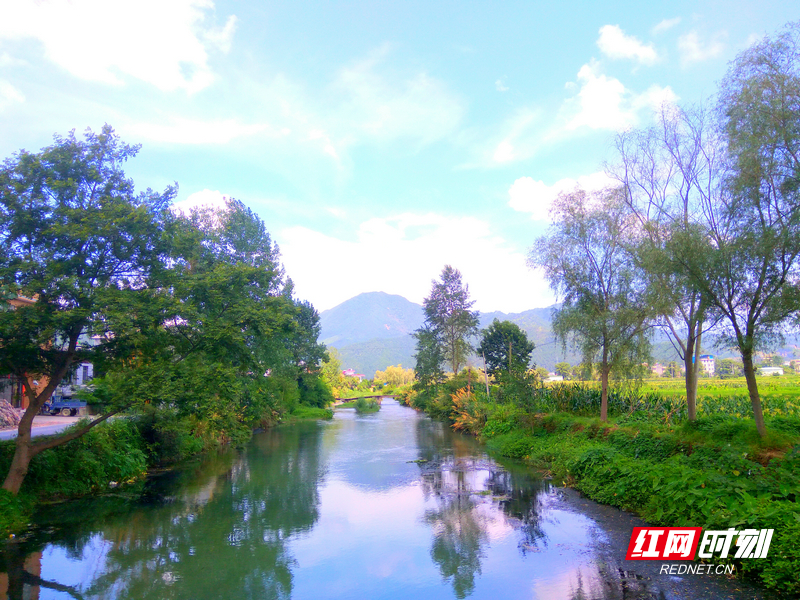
[651,363,665,377]
[759,366,784,376]
[698,354,715,376]
[342,368,365,382]
[1,293,95,408]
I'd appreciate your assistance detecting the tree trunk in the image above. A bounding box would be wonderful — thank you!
[3,426,35,495]
[600,348,609,422]
[741,351,767,437]
[683,331,700,421]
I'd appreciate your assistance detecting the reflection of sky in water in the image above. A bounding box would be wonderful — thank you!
[289,401,611,599]
[4,400,758,600]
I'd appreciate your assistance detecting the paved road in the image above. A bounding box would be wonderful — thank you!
[0,416,83,441]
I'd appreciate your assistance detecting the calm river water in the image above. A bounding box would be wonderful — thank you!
[0,400,766,599]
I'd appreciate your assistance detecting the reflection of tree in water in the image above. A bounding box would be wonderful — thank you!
[414,417,561,597]
[0,422,327,600]
[423,470,487,599]
[485,468,550,554]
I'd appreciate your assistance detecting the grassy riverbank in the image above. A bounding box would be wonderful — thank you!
[0,404,333,535]
[400,381,800,597]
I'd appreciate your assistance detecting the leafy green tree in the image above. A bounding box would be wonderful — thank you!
[677,23,800,437]
[413,325,445,391]
[554,362,572,379]
[420,266,479,375]
[534,366,549,380]
[477,320,534,376]
[0,126,174,494]
[609,104,722,421]
[374,364,415,387]
[717,358,741,378]
[530,187,653,421]
[0,127,328,493]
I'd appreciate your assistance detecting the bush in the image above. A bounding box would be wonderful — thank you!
[354,397,380,413]
[0,418,148,499]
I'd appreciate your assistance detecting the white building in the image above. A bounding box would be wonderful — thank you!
[699,354,715,376]
[759,366,784,376]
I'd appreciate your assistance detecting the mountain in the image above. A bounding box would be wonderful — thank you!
[320,292,575,376]
[319,291,424,347]
[320,292,800,377]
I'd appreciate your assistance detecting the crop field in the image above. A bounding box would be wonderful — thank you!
[538,375,800,421]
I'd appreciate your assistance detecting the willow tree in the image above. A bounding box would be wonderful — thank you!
[608,104,724,420]
[688,22,800,437]
[530,187,653,421]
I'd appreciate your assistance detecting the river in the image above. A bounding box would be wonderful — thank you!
[0,400,766,599]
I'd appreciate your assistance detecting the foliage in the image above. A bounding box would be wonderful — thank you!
[413,324,445,391]
[283,405,334,422]
[374,364,415,387]
[419,265,479,375]
[0,127,332,494]
[354,397,380,413]
[530,187,653,421]
[554,362,572,379]
[477,319,535,376]
[0,419,148,498]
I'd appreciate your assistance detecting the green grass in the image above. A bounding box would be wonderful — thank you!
[480,411,800,596]
[283,405,334,422]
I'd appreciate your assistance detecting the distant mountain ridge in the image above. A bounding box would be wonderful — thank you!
[319,292,786,378]
[319,292,424,348]
[320,292,570,377]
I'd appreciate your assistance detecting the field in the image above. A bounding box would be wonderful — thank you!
[532,374,800,422]
[640,374,800,419]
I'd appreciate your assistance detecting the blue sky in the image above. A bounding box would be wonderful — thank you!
[1,1,797,313]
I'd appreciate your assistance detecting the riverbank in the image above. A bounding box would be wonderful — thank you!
[0,404,333,535]
[400,387,800,598]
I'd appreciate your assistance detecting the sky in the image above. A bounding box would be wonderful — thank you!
[0,1,797,313]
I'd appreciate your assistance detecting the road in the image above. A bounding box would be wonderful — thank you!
[0,416,83,441]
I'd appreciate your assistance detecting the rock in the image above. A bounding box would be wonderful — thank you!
[0,400,21,428]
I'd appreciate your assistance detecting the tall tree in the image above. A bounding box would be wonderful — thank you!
[477,319,534,376]
[608,104,723,420]
[413,325,445,390]
[420,265,479,375]
[530,187,653,421]
[684,22,800,437]
[0,126,175,493]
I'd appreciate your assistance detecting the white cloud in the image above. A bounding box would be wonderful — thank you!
[597,25,658,65]
[495,78,509,92]
[123,118,272,145]
[0,0,236,93]
[652,18,681,35]
[508,172,616,221]
[562,61,677,131]
[279,213,554,313]
[493,140,515,163]
[330,48,465,145]
[0,80,24,110]
[564,61,629,130]
[678,31,726,65]
[170,189,229,215]
[632,84,679,113]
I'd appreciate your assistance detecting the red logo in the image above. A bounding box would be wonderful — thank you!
[626,527,702,560]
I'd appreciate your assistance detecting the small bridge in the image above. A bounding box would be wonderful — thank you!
[333,395,396,406]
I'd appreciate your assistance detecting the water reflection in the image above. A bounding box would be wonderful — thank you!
[415,417,554,598]
[0,402,761,600]
[1,422,326,600]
